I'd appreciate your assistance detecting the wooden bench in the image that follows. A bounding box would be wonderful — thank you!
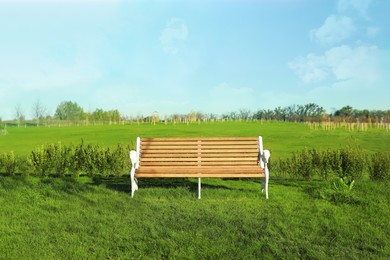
[129,137,270,199]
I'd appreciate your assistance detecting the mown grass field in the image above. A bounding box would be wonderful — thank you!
[0,121,389,259]
[1,121,389,159]
[0,176,389,259]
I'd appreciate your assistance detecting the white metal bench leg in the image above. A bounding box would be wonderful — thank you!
[198,178,201,199]
[129,150,139,198]
[130,168,138,198]
[264,163,269,199]
[261,149,270,200]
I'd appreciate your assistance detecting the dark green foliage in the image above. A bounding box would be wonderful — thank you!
[23,141,130,177]
[109,144,130,176]
[28,145,51,176]
[50,143,73,177]
[339,146,366,179]
[69,141,87,177]
[319,177,359,204]
[83,143,100,177]
[272,147,368,180]
[55,101,85,121]
[289,148,315,179]
[369,152,390,181]
[0,152,17,176]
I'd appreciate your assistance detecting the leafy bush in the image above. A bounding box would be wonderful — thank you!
[23,141,131,177]
[0,152,17,176]
[369,152,390,181]
[28,145,51,176]
[110,144,130,176]
[0,153,4,174]
[273,147,367,180]
[69,142,87,177]
[289,148,315,179]
[50,143,73,177]
[95,147,110,176]
[339,146,366,179]
[319,177,359,204]
[83,143,100,177]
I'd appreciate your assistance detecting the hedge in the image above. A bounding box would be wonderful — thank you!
[1,143,389,181]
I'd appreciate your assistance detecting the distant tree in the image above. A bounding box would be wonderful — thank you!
[55,101,85,121]
[273,106,286,121]
[239,109,251,120]
[109,109,121,123]
[92,108,104,122]
[14,104,25,127]
[32,99,47,126]
[334,105,353,117]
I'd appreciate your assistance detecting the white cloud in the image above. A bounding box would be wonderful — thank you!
[159,18,188,54]
[289,44,379,83]
[325,45,378,81]
[338,0,372,18]
[310,15,356,45]
[288,54,328,83]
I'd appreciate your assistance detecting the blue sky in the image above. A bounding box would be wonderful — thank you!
[0,0,389,120]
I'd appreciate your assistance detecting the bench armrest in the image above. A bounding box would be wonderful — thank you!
[262,150,271,164]
[129,150,138,169]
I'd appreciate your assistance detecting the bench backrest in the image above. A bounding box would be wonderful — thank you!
[139,137,261,168]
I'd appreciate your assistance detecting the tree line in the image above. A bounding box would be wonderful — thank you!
[12,100,122,126]
[8,101,390,126]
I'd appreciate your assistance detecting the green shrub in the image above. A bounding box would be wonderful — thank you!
[29,145,51,176]
[95,147,110,176]
[110,144,130,176]
[319,177,359,204]
[273,147,367,180]
[82,144,99,177]
[316,149,335,180]
[21,141,131,178]
[17,157,32,176]
[51,143,73,177]
[0,152,17,176]
[69,142,87,177]
[369,152,390,181]
[290,148,315,179]
[339,146,366,179]
[0,153,4,174]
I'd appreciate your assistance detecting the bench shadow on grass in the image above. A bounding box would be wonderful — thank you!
[91,176,232,195]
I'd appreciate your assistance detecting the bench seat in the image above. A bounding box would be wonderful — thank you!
[130,137,270,199]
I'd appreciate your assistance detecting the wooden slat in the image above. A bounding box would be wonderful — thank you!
[140,161,258,166]
[141,137,258,141]
[141,149,259,154]
[141,157,257,162]
[136,166,264,177]
[141,145,258,150]
[141,141,259,145]
[137,166,262,172]
[140,153,259,158]
[136,173,264,178]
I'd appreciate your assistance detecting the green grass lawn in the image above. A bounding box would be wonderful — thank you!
[0,176,389,259]
[1,121,389,258]
[1,121,389,158]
